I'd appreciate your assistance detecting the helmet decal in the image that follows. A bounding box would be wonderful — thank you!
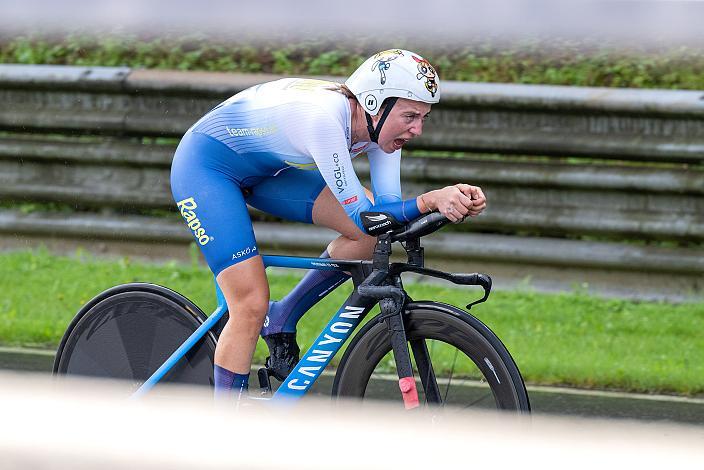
[371,49,404,85]
[412,55,438,97]
[363,93,378,112]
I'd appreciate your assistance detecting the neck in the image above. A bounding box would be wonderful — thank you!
[348,98,372,145]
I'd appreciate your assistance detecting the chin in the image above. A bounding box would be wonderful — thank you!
[380,142,396,154]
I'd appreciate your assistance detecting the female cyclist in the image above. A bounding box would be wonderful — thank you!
[170,49,486,401]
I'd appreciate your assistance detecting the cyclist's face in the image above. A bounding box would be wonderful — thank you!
[376,98,431,154]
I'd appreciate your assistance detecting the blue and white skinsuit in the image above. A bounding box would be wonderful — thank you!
[170,78,421,276]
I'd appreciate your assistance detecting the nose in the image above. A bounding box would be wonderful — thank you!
[409,119,423,137]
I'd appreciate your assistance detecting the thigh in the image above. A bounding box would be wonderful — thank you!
[244,167,327,223]
[171,133,260,276]
[312,186,377,260]
[312,186,375,241]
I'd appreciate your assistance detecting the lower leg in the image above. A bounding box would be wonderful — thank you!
[259,242,374,380]
[262,186,376,336]
[260,248,349,380]
[261,249,349,336]
[261,187,376,379]
[261,232,377,337]
[214,365,250,400]
[214,256,269,397]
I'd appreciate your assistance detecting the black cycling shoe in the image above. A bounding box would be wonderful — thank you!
[262,332,300,381]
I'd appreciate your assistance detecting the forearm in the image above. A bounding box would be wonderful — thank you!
[372,198,421,222]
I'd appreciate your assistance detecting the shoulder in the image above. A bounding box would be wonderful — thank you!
[283,83,351,136]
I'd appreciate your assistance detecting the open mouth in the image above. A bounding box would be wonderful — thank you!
[393,138,408,149]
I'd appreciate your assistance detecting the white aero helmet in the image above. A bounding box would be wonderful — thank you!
[344,49,440,143]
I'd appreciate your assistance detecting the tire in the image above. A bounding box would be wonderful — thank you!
[332,301,530,412]
[53,283,217,391]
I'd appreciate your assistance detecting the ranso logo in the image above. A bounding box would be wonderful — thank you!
[176,197,211,245]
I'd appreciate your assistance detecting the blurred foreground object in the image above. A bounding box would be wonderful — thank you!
[1,371,703,469]
[1,0,703,46]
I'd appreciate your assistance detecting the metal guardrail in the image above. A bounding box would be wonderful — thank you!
[2,145,702,240]
[2,65,704,162]
[1,64,703,299]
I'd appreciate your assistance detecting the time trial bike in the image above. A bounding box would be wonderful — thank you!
[53,211,531,412]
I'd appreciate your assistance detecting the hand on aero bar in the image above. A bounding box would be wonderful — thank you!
[420,184,486,223]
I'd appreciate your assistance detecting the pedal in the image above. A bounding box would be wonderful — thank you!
[257,367,273,396]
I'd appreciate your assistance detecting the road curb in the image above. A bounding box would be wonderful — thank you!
[3,346,702,405]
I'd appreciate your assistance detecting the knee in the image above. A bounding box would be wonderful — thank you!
[356,228,376,246]
[359,233,377,254]
[330,231,377,260]
[218,279,269,326]
[345,226,375,246]
[232,291,269,323]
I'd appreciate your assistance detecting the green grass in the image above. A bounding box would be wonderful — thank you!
[2,33,703,89]
[1,248,703,396]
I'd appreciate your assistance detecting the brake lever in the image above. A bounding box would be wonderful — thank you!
[464,274,492,310]
[390,265,492,311]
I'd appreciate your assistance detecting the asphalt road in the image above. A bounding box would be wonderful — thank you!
[3,347,703,425]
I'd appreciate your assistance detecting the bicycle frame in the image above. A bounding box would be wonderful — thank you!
[132,255,377,400]
[130,212,493,402]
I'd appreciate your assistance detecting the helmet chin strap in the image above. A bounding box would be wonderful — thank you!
[364,97,398,144]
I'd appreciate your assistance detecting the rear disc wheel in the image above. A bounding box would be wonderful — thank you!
[53,283,217,392]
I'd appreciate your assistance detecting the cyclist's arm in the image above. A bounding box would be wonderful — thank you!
[367,147,422,220]
[302,116,420,230]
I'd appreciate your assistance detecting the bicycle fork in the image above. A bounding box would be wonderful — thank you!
[359,273,424,410]
[381,297,420,409]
